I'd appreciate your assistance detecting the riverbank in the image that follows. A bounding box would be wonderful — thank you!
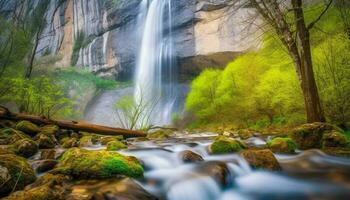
[1,119,350,200]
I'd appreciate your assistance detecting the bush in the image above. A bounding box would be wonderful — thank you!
[0,76,73,118]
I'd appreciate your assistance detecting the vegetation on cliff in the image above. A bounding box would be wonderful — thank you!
[186,5,350,130]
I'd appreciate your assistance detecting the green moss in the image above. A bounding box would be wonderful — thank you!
[15,121,40,136]
[106,140,127,151]
[39,125,59,135]
[61,137,78,148]
[35,133,56,149]
[53,148,143,179]
[267,137,297,153]
[0,154,36,197]
[322,130,349,148]
[210,136,245,154]
[290,122,345,149]
[0,128,30,144]
[147,130,172,140]
[237,129,254,139]
[12,138,39,158]
[241,149,281,170]
[100,136,124,145]
[79,135,96,147]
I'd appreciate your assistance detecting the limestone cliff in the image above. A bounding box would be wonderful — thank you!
[0,0,260,80]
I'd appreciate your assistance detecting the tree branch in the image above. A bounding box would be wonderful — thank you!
[307,0,334,30]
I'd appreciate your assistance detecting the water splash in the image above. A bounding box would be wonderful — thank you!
[134,0,178,126]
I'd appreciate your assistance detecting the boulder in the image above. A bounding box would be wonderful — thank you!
[40,149,56,160]
[237,129,254,139]
[52,148,143,179]
[267,137,297,153]
[68,178,157,200]
[39,125,60,136]
[11,138,39,158]
[0,128,30,145]
[100,135,124,145]
[322,130,349,148]
[209,136,246,154]
[34,160,58,173]
[0,153,36,197]
[241,149,281,171]
[2,174,70,200]
[15,121,40,136]
[79,135,99,147]
[0,148,14,155]
[147,130,172,140]
[106,140,127,151]
[0,120,15,129]
[290,122,344,149]
[180,150,204,163]
[195,161,230,186]
[61,137,79,148]
[35,133,56,149]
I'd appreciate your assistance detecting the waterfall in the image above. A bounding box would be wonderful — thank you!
[134,0,178,126]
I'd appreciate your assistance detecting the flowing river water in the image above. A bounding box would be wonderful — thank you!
[83,0,350,198]
[69,132,350,200]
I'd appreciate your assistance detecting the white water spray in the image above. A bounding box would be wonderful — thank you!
[134,0,178,126]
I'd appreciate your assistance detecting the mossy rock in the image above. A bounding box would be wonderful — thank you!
[147,130,172,140]
[35,160,58,173]
[0,120,15,129]
[2,174,69,200]
[15,121,40,136]
[0,147,15,155]
[35,133,57,149]
[39,125,60,136]
[106,140,127,151]
[241,149,281,171]
[289,122,342,150]
[322,130,349,148]
[209,136,246,154]
[52,148,143,179]
[0,128,30,145]
[61,138,78,148]
[0,153,36,197]
[237,129,254,139]
[79,135,100,147]
[40,149,56,160]
[100,136,124,145]
[180,150,204,163]
[11,138,39,158]
[267,137,297,153]
[69,178,158,200]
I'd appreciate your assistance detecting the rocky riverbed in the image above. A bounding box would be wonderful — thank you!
[1,120,350,200]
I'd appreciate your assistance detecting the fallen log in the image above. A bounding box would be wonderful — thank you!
[0,106,146,138]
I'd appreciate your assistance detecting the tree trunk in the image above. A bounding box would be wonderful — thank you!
[292,0,325,122]
[0,106,147,138]
[25,30,40,78]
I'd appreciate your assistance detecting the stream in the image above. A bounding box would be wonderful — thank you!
[78,133,350,200]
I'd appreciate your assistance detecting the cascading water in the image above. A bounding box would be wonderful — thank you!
[134,0,178,126]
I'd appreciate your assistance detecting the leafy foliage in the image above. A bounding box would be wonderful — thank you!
[0,17,30,76]
[186,5,350,129]
[0,76,73,118]
[53,68,118,91]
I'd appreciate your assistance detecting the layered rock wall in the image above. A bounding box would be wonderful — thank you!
[1,0,260,80]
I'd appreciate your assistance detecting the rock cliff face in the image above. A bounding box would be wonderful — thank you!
[1,0,260,80]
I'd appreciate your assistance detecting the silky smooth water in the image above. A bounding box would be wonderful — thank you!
[119,135,350,200]
[134,0,178,126]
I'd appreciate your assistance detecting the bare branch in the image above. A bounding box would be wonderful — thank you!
[307,0,334,30]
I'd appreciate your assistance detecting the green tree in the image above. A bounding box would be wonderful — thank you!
[248,0,334,122]
[185,69,222,122]
[314,34,350,127]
